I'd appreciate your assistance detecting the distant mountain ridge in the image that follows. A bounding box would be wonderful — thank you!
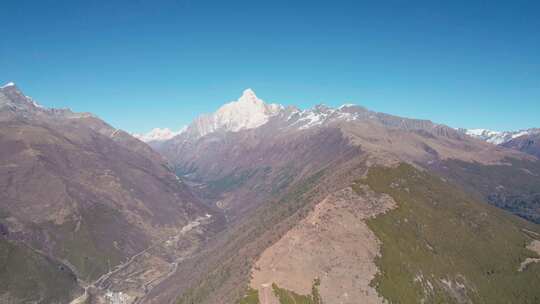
[133,127,186,142]
[136,89,539,160]
[463,128,540,145]
[138,89,464,144]
[461,128,540,158]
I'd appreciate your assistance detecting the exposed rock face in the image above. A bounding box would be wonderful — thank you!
[155,89,467,145]
[519,240,540,271]
[251,186,395,304]
[0,83,217,303]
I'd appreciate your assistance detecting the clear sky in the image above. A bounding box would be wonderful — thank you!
[1,0,538,133]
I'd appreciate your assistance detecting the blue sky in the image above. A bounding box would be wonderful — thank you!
[1,0,538,133]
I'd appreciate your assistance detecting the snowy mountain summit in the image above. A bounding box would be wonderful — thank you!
[140,88,461,143]
[135,89,283,142]
[185,88,283,138]
[465,128,540,145]
[465,129,508,144]
[133,127,186,142]
[1,82,16,89]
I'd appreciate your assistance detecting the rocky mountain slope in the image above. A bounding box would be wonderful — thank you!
[184,89,283,138]
[0,83,220,303]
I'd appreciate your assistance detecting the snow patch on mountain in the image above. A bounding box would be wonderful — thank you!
[465,129,506,144]
[339,103,355,109]
[1,82,15,89]
[465,128,540,145]
[26,96,44,109]
[286,103,373,130]
[134,127,186,142]
[292,105,334,130]
[297,110,325,129]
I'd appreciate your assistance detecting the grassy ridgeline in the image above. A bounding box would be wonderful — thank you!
[360,163,540,304]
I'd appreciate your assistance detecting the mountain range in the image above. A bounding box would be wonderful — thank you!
[462,128,540,158]
[463,128,539,144]
[136,89,540,159]
[1,83,540,304]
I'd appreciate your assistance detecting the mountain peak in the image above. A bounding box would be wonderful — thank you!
[240,88,257,99]
[133,127,186,142]
[235,88,266,107]
[179,89,284,138]
[1,82,16,89]
[0,81,36,110]
[465,128,540,145]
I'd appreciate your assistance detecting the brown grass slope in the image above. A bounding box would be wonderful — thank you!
[0,84,214,302]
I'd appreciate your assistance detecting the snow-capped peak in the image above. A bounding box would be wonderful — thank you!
[466,128,501,137]
[465,128,539,145]
[339,103,355,109]
[465,129,508,144]
[188,89,284,137]
[287,102,367,130]
[133,127,186,142]
[141,91,374,141]
[239,88,258,101]
[1,82,16,89]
